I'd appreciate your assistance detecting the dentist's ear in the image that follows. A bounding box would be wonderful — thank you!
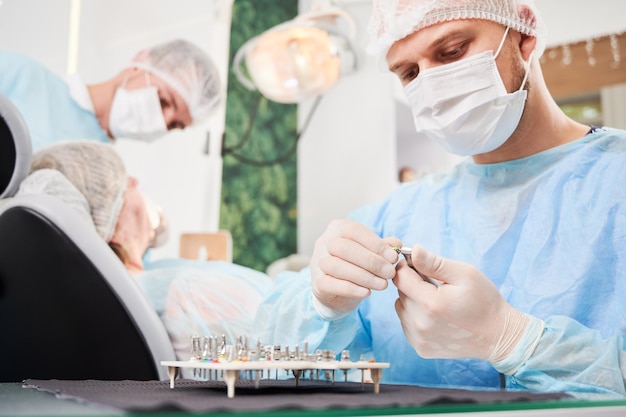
[131,49,151,63]
[517,5,538,60]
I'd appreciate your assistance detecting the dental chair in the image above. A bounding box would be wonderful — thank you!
[0,93,176,382]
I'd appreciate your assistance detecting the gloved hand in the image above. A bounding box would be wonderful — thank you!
[310,219,401,319]
[393,244,529,364]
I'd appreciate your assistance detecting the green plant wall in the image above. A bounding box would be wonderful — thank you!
[220,0,299,272]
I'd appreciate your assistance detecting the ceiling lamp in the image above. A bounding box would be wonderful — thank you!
[233,8,358,103]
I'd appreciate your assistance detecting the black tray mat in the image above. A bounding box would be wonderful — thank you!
[23,378,570,414]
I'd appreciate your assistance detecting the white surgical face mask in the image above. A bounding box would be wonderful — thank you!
[109,73,167,142]
[404,27,533,156]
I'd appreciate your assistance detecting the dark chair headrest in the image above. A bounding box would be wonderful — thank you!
[0,93,32,199]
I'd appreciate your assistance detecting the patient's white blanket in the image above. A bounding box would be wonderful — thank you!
[137,259,275,375]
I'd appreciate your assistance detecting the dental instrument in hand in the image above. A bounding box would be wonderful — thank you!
[395,246,440,286]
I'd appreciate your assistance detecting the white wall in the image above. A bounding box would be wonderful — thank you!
[296,1,398,256]
[0,0,70,74]
[534,0,626,47]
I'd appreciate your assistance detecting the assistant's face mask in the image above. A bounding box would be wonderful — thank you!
[404,26,533,156]
[109,71,168,142]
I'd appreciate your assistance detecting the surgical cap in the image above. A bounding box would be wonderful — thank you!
[367,0,546,62]
[30,141,127,242]
[131,39,222,124]
[17,169,94,232]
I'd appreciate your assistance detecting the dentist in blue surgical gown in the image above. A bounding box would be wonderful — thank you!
[0,39,221,150]
[253,0,626,399]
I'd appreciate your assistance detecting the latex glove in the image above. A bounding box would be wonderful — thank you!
[310,219,401,319]
[393,244,528,364]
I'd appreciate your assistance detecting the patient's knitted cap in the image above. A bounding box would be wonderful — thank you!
[30,140,127,242]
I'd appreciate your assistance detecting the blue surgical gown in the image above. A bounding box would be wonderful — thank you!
[254,128,626,397]
[0,50,109,150]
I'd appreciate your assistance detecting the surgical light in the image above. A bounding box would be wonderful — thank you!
[233,8,358,103]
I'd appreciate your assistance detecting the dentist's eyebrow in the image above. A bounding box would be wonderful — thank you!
[388,29,469,72]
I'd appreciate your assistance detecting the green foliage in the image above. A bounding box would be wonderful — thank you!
[221,0,299,271]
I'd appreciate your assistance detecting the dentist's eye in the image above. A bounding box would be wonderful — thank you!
[439,41,469,63]
[442,47,462,58]
[400,67,419,84]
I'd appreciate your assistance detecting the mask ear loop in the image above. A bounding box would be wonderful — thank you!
[119,74,130,90]
[143,70,153,87]
[141,69,167,132]
[494,26,511,60]
[120,68,152,90]
[517,49,534,91]
[494,26,534,92]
